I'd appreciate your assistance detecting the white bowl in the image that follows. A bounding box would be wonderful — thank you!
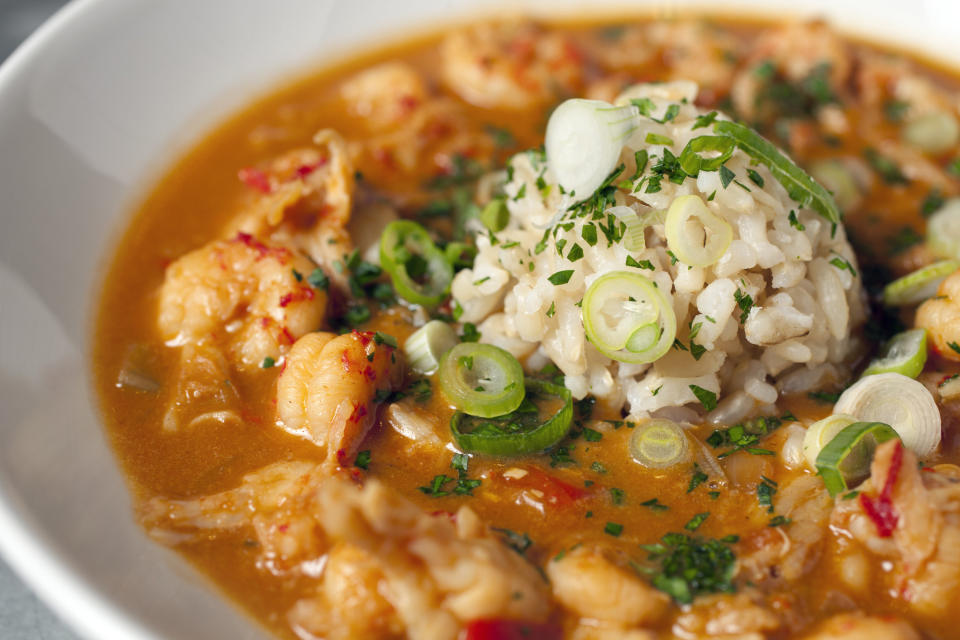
[1,1,959,638]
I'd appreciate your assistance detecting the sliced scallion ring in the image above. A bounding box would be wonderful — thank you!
[862,328,928,379]
[630,419,690,468]
[607,205,647,251]
[834,372,941,458]
[815,421,900,496]
[882,259,960,306]
[545,98,639,199]
[664,195,733,267]
[379,220,453,308]
[801,413,857,469]
[438,343,525,418]
[927,199,960,260]
[450,378,573,456]
[678,135,736,175]
[404,320,459,374]
[582,271,676,364]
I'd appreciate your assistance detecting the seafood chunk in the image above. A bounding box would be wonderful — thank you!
[157,233,325,371]
[277,331,402,462]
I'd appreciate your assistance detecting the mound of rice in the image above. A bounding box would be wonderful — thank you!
[453,81,867,423]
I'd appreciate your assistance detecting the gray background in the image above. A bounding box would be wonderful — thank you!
[1,2,78,637]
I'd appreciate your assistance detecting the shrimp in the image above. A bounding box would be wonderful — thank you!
[141,460,329,572]
[672,591,781,640]
[546,546,668,628]
[738,475,832,584]
[228,129,360,294]
[157,233,326,371]
[276,331,403,463]
[339,61,429,133]
[915,268,960,361]
[799,613,920,640]
[146,470,552,640]
[831,439,960,618]
[440,20,582,110]
[288,543,404,640]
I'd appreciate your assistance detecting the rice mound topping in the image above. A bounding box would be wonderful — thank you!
[453,81,866,423]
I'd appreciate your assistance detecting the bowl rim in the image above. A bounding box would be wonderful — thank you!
[1,1,959,639]
[0,3,164,637]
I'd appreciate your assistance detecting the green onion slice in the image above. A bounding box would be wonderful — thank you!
[607,205,647,252]
[404,320,459,374]
[582,271,677,364]
[834,372,941,458]
[815,421,900,496]
[678,135,735,175]
[862,328,928,379]
[927,199,960,260]
[438,343,525,418]
[802,413,857,469]
[713,120,841,224]
[808,159,862,213]
[450,378,573,456]
[664,195,733,267]
[379,220,453,307]
[882,260,960,307]
[630,419,690,468]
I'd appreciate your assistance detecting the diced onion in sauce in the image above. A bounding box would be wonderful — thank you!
[834,372,941,458]
[664,195,732,267]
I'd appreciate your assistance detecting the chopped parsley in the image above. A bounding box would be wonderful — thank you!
[492,528,533,556]
[808,390,840,404]
[706,415,785,458]
[627,256,655,270]
[687,463,708,493]
[768,515,792,527]
[419,454,482,497]
[307,268,329,290]
[590,460,608,474]
[261,356,276,369]
[719,165,736,188]
[604,522,624,537]
[354,450,371,470]
[948,342,960,355]
[746,168,765,187]
[829,255,857,277]
[788,210,805,231]
[609,487,625,505]
[757,476,777,512]
[639,532,737,604]
[689,385,718,411]
[684,512,710,532]
[461,323,481,343]
[734,288,754,323]
[548,270,574,285]
[692,111,718,130]
[373,331,398,348]
[641,498,669,511]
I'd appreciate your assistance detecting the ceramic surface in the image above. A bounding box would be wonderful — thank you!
[1,1,959,638]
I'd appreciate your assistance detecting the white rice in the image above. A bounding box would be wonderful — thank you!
[453,81,867,420]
